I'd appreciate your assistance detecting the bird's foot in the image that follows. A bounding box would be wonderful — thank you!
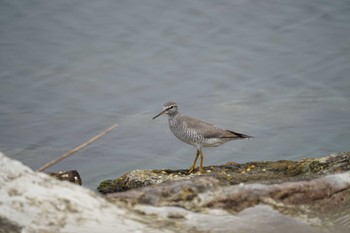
[199,167,204,174]
[188,166,205,174]
[188,166,195,174]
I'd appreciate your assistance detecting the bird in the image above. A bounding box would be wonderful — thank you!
[152,101,252,174]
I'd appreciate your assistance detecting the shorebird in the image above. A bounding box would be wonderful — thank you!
[152,101,252,173]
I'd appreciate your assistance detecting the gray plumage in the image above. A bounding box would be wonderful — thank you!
[153,101,252,173]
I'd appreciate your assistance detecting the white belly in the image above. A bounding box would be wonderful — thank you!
[201,138,226,147]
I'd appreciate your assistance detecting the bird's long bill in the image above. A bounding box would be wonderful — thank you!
[152,109,166,119]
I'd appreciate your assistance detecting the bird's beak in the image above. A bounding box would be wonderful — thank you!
[152,109,166,119]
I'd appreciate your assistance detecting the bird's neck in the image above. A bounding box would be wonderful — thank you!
[168,112,180,124]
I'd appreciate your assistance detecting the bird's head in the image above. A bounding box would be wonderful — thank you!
[152,102,178,119]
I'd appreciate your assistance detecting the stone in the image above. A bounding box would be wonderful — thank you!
[107,172,350,214]
[1,151,350,233]
[0,152,170,233]
[48,170,82,185]
[98,152,350,194]
[103,152,350,232]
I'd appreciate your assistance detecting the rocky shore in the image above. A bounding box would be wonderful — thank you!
[1,152,349,233]
[98,152,350,193]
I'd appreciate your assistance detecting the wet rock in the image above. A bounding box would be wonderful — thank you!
[98,169,192,193]
[98,152,350,194]
[48,170,82,185]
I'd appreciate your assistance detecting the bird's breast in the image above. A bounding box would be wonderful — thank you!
[168,118,202,145]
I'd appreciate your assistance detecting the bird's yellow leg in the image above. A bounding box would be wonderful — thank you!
[199,150,204,173]
[188,150,200,173]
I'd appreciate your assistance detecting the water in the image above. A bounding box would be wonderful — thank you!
[1,0,350,190]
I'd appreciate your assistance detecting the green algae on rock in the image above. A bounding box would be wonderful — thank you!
[97,152,350,194]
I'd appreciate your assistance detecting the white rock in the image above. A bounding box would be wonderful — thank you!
[0,152,169,233]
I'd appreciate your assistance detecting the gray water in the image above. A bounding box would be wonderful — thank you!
[1,0,350,191]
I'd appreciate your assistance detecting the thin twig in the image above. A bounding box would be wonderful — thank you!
[36,123,118,172]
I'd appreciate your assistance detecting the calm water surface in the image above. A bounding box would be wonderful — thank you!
[1,0,350,191]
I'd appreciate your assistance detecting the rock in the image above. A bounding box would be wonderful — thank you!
[134,205,325,233]
[107,172,350,232]
[1,151,349,233]
[97,169,193,193]
[47,170,82,185]
[103,152,350,232]
[0,152,169,233]
[107,172,350,216]
[98,152,350,194]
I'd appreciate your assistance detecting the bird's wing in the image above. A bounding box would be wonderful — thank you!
[181,116,240,139]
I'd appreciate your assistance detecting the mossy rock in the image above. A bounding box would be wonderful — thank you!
[97,152,350,194]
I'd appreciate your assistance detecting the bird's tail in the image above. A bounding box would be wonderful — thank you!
[225,130,253,139]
